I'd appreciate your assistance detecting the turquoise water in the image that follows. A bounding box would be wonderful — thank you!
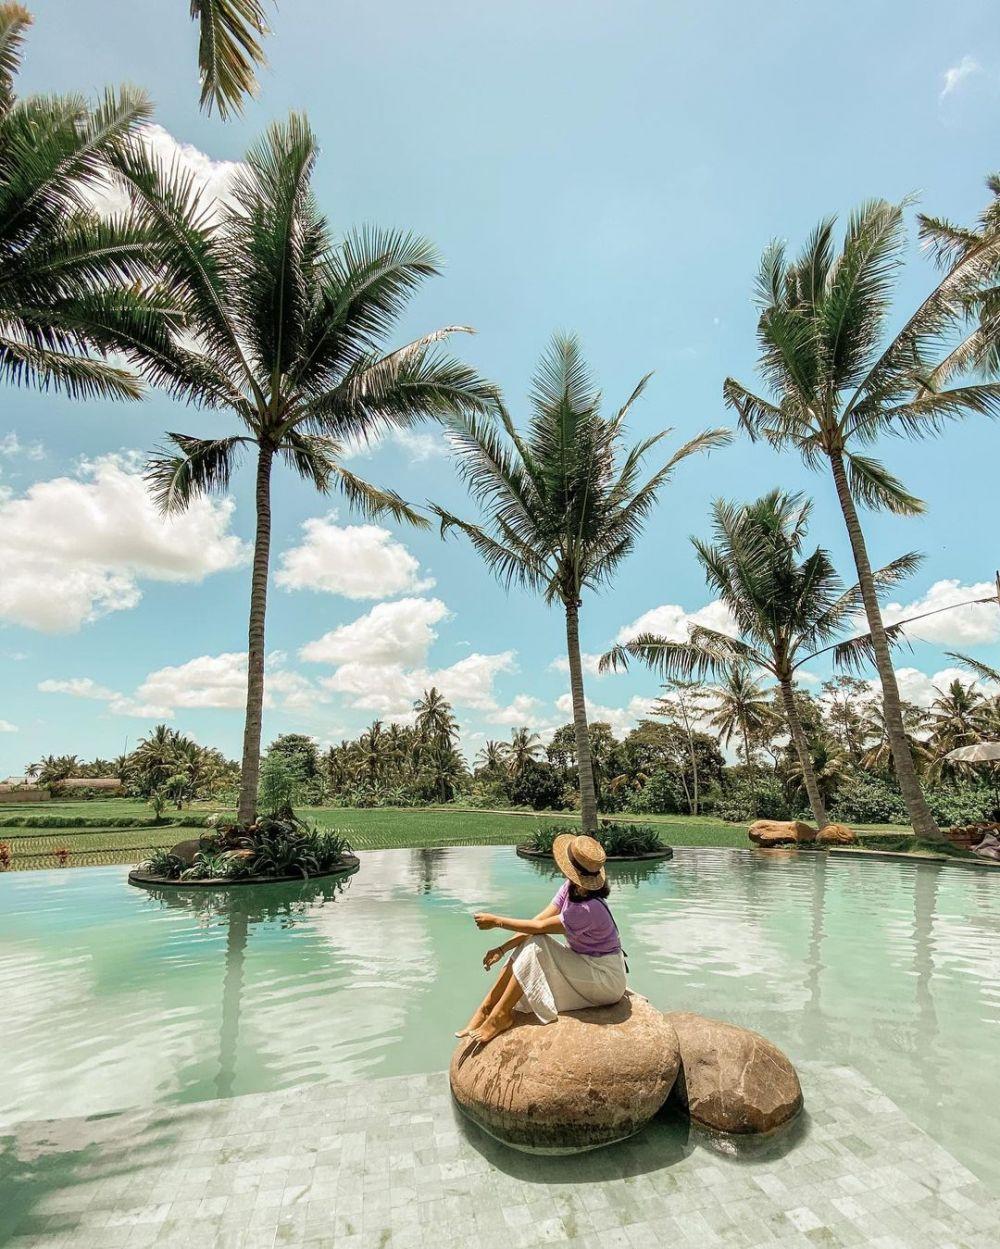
[2,847,999,1191]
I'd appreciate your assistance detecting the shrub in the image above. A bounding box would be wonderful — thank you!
[924,782,997,827]
[506,760,566,811]
[626,768,685,815]
[715,775,792,823]
[311,829,353,871]
[525,822,667,857]
[258,752,307,817]
[829,774,908,825]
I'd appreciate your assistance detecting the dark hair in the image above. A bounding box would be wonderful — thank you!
[568,881,611,903]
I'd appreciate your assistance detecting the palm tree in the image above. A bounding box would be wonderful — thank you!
[474,740,508,776]
[355,721,387,788]
[786,737,849,809]
[0,5,176,400]
[707,665,776,771]
[726,202,1000,843]
[860,702,931,776]
[927,679,990,757]
[505,727,544,782]
[413,687,458,745]
[113,115,495,825]
[601,490,914,829]
[190,0,271,119]
[434,334,730,834]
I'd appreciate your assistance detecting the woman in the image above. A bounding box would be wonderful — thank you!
[456,833,627,1044]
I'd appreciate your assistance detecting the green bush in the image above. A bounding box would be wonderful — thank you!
[715,775,792,823]
[525,822,667,857]
[626,768,684,815]
[924,782,997,827]
[506,761,566,811]
[137,848,184,879]
[829,774,908,825]
[311,829,353,870]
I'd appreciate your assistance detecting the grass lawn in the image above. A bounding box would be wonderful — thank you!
[0,799,912,870]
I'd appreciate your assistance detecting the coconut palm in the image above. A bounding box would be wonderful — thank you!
[0,5,177,400]
[707,665,776,770]
[113,115,495,825]
[601,490,916,829]
[726,202,1000,842]
[474,740,508,776]
[505,727,544,782]
[191,0,272,119]
[355,721,387,788]
[927,679,990,757]
[434,334,730,834]
[860,702,932,776]
[413,687,458,746]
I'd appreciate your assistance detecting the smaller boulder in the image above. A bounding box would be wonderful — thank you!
[817,823,856,845]
[169,838,203,867]
[748,819,816,847]
[666,1011,802,1134]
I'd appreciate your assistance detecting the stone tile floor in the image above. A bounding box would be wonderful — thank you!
[1,1061,998,1249]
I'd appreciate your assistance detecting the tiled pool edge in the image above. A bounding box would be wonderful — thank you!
[2,1061,998,1248]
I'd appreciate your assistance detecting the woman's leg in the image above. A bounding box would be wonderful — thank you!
[456,961,516,1036]
[469,963,527,1044]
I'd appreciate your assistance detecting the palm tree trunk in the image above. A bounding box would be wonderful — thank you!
[829,452,943,843]
[564,599,598,835]
[778,677,829,829]
[237,445,274,826]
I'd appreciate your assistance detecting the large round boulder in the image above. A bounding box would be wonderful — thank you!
[817,822,857,845]
[748,819,816,847]
[450,992,680,1152]
[665,1011,802,1134]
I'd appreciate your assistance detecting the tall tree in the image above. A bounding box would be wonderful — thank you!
[434,333,729,834]
[115,115,495,824]
[505,727,544,782]
[601,490,915,829]
[707,665,776,771]
[726,202,1000,842]
[0,4,175,401]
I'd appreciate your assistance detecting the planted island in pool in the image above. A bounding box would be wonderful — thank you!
[129,812,359,887]
[517,821,673,863]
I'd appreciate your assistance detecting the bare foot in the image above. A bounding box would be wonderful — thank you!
[469,1011,514,1045]
[455,1006,489,1038]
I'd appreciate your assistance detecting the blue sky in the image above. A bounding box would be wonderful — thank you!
[3,0,1000,774]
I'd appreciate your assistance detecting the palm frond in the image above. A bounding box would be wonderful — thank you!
[844,453,924,515]
[332,464,429,529]
[145,433,247,513]
[191,0,270,119]
[946,651,1000,684]
[0,2,30,110]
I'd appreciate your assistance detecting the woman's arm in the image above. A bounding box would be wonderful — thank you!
[481,904,559,968]
[475,904,564,937]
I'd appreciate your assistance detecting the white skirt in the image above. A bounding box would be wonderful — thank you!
[509,934,627,1024]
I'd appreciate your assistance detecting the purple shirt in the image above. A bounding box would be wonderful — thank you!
[553,882,621,956]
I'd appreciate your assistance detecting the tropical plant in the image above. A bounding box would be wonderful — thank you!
[525,821,666,857]
[311,829,353,871]
[505,727,545,781]
[0,5,177,400]
[191,0,272,119]
[413,687,458,745]
[601,490,915,828]
[926,678,991,773]
[250,826,319,879]
[706,666,777,771]
[726,201,1000,843]
[648,681,711,816]
[139,848,184,879]
[113,114,495,825]
[434,333,730,834]
[257,750,307,815]
[474,740,509,777]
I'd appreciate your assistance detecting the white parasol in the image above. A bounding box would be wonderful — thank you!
[943,742,1000,763]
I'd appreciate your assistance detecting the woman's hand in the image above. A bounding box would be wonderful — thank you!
[474,912,499,930]
[483,946,504,971]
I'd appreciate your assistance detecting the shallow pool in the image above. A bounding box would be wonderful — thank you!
[2,847,999,1191]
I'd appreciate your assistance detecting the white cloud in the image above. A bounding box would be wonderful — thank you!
[38,677,118,701]
[554,692,655,737]
[0,720,17,733]
[301,597,450,667]
[882,579,1000,646]
[276,517,434,600]
[88,125,241,219]
[322,649,516,719]
[341,427,451,463]
[486,693,547,728]
[0,432,44,461]
[940,55,981,100]
[38,652,321,720]
[0,455,248,632]
[549,653,607,678]
[891,666,999,709]
[616,598,736,644]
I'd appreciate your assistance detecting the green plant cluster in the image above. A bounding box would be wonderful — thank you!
[0,813,211,830]
[137,817,354,882]
[525,822,667,857]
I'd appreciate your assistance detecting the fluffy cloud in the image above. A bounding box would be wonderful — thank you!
[302,597,517,719]
[882,580,1000,646]
[341,427,451,463]
[891,666,999,709]
[554,693,656,736]
[88,125,241,219]
[300,598,450,667]
[0,720,17,733]
[276,517,434,600]
[940,55,981,100]
[485,693,547,728]
[616,599,736,644]
[0,432,45,462]
[0,455,247,632]
[38,652,322,719]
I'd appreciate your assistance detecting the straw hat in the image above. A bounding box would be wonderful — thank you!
[552,833,607,890]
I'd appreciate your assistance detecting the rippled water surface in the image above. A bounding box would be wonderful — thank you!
[2,847,999,1190]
